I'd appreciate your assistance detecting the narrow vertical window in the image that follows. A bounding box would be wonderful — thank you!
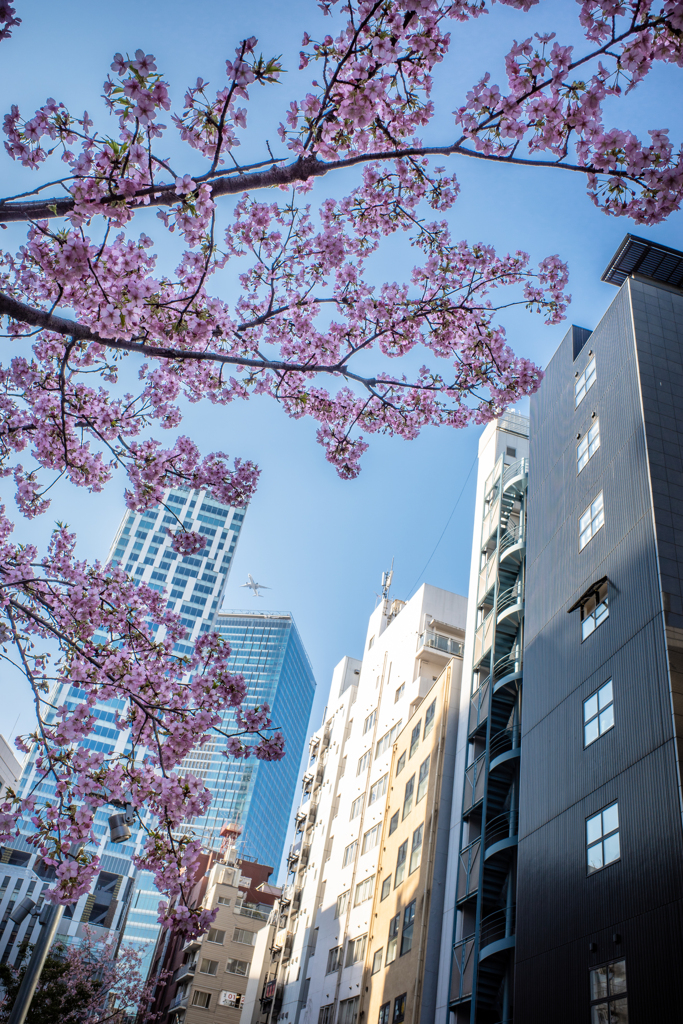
[575,356,596,407]
[581,581,609,640]
[579,491,604,550]
[394,841,408,888]
[400,900,416,956]
[586,802,620,873]
[424,699,436,738]
[409,722,421,758]
[409,824,424,874]
[402,775,415,819]
[417,755,430,803]
[386,914,400,964]
[584,681,614,746]
[577,418,600,472]
[590,959,628,1022]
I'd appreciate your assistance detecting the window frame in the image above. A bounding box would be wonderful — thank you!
[386,913,400,965]
[417,755,430,803]
[380,876,391,901]
[354,875,375,907]
[586,801,620,874]
[326,945,342,974]
[409,722,421,758]
[342,840,358,868]
[396,751,406,776]
[363,710,377,735]
[379,1003,390,1024]
[191,990,211,1009]
[393,993,407,1023]
[575,355,596,407]
[400,900,416,956]
[225,957,249,976]
[350,794,364,820]
[207,927,225,945]
[369,774,388,806]
[232,927,255,945]
[577,418,600,473]
[394,840,408,888]
[589,958,628,1022]
[388,810,399,836]
[345,933,367,966]
[357,750,371,775]
[583,680,614,747]
[335,890,350,918]
[581,581,609,641]
[372,949,384,975]
[579,491,605,551]
[199,958,218,976]
[409,823,424,874]
[423,700,436,738]
[402,775,415,820]
[361,822,381,855]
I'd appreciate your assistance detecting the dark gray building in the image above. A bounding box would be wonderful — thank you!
[518,236,683,1022]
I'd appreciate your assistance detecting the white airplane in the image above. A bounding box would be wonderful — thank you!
[241,574,271,598]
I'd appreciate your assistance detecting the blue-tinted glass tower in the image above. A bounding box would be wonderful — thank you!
[181,611,316,871]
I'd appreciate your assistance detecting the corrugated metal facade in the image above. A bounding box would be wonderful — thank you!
[516,278,683,1022]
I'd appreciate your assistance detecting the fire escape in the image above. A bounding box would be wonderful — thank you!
[450,456,527,1024]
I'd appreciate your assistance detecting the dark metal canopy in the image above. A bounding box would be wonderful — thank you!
[567,576,608,614]
[602,234,683,288]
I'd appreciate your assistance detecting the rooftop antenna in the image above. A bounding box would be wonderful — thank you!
[381,558,394,601]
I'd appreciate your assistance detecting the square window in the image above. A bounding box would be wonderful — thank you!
[590,959,628,1022]
[372,949,383,975]
[199,959,218,975]
[207,928,225,944]
[579,492,605,550]
[584,681,614,746]
[581,582,609,641]
[586,802,620,874]
[578,419,601,473]
[575,356,596,407]
[191,990,211,1009]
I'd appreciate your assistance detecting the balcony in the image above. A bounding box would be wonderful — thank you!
[450,933,475,1004]
[468,676,490,738]
[236,900,270,922]
[417,630,464,660]
[273,929,293,959]
[168,993,189,1014]
[173,961,196,983]
[502,458,528,494]
[456,838,481,904]
[478,555,497,604]
[287,839,302,869]
[479,905,516,960]
[473,611,494,666]
[181,937,201,954]
[463,752,486,815]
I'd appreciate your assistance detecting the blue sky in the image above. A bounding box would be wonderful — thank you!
[1,0,682,757]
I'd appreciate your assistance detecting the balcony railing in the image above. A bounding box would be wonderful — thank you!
[451,933,475,1003]
[492,648,522,684]
[469,676,490,736]
[489,725,521,764]
[457,838,480,902]
[418,630,464,658]
[502,457,528,490]
[485,810,519,852]
[173,961,196,983]
[463,752,486,814]
[499,521,524,556]
[479,905,516,953]
[497,580,524,617]
[236,900,270,922]
[473,611,494,665]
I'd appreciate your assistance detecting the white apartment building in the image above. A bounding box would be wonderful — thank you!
[269,584,467,1024]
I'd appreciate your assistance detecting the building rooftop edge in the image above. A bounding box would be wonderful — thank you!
[602,233,683,289]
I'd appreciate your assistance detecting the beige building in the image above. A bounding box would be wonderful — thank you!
[359,661,459,1024]
[151,844,279,1024]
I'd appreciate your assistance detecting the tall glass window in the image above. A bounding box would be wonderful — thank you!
[584,681,614,746]
[579,492,605,550]
[575,356,596,407]
[577,419,600,472]
[586,802,620,874]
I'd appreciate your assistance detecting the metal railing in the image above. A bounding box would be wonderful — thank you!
[485,810,519,851]
[463,752,486,813]
[502,458,528,489]
[492,648,522,684]
[457,838,481,902]
[418,630,464,658]
[451,934,475,1003]
[489,726,521,764]
[479,905,516,952]
[499,521,524,555]
[235,901,270,922]
[497,580,524,617]
[469,676,490,736]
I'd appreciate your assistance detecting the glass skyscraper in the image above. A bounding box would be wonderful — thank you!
[181,610,316,870]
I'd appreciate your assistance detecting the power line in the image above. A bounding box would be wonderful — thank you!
[406,452,478,598]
